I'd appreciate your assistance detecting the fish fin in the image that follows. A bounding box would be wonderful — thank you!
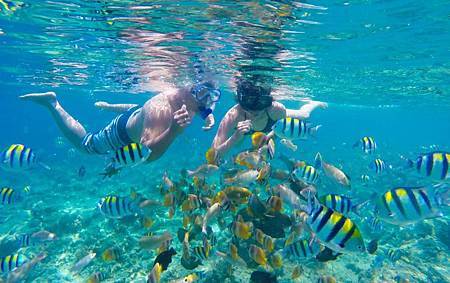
[352,200,370,217]
[314,153,323,170]
[308,125,322,137]
[38,162,51,171]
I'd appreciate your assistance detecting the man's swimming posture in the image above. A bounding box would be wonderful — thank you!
[20,82,220,162]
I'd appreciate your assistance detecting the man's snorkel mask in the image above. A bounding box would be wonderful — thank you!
[191,82,221,119]
[237,81,273,111]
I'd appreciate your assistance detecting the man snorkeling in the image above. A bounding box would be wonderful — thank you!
[211,79,326,157]
[20,81,220,162]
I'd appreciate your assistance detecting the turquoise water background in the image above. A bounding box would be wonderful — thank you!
[0,0,449,282]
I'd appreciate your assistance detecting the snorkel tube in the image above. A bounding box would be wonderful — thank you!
[191,82,221,119]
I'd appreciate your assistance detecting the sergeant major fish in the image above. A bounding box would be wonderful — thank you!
[306,193,365,253]
[273,117,321,140]
[0,144,37,171]
[406,152,449,180]
[283,239,321,259]
[292,154,322,185]
[97,195,138,219]
[113,143,149,167]
[374,185,449,225]
[353,136,376,154]
[0,254,28,273]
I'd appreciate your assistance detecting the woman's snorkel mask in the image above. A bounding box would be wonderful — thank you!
[237,81,273,111]
[191,82,221,119]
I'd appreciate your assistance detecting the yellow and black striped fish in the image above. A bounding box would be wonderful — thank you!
[273,117,321,140]
[114,143,149,166]
[353,136,376,154]
[307,195,365,253]
[0,254,27,273]
[192,245,210,261]
[97,195,137,219]
[408,152,449,180]
[283,239,321,259]
[319,194,354,216]
[370,158,386,174]
[292,163,320,184]
[0,187,21,205]
[375,185,448,225]
[0,144,36,170]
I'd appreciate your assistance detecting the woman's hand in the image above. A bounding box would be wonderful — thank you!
[236,119,253,135]
[202,114,215,131]
[174,104,191,128]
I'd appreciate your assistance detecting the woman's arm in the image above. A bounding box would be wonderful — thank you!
[285,100,327,119]
[212,106,245,156]
[95,101,139,113]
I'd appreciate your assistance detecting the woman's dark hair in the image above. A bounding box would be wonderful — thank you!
[236,79,273,111]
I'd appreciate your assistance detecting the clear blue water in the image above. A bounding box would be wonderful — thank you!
[0,1,449,282]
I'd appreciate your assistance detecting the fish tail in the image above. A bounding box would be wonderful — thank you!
[352,200,370,217]
[352,140,360,148]
[430,183,450,207]
[308,125,322,137]
[38,162,51,171]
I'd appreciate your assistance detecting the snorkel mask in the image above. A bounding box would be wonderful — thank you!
[237,81,273,111]
[191,82,221,119]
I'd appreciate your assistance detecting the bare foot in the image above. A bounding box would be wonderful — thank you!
[19,91,57,107]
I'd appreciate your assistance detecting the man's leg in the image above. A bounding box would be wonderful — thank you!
[20,91,87,151]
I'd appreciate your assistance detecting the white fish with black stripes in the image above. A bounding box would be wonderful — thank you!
[272,117,321,140]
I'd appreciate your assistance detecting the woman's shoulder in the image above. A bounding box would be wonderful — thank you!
[268,101,286,120]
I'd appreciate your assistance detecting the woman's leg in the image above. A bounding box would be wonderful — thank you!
[20,91,87,150]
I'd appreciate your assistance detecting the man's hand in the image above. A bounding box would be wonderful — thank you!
[202,114,215,131]
[174,104,191,128]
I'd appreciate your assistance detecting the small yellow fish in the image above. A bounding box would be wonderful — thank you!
[86,271,107,283]
[266,196,283,212]
[181,194,202,212]
[141,216,154,228]
[205,147,219,165]
[229,243,240,261]
[292,265,302,280]
[223,187,252,204]
[255,229,274,252]
[248,244,267,267]
[182,215,191,228]
[168,207,175,219]
[163,193,175,207]
[231,220,253,240]
[139,232,172,250]
[269,252,283,269]
[101,247,121,261]
[148,262,163,283]
[251,132,268,149]
[317,275,337,283]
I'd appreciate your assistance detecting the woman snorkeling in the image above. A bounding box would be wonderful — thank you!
[211,78,327,158]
